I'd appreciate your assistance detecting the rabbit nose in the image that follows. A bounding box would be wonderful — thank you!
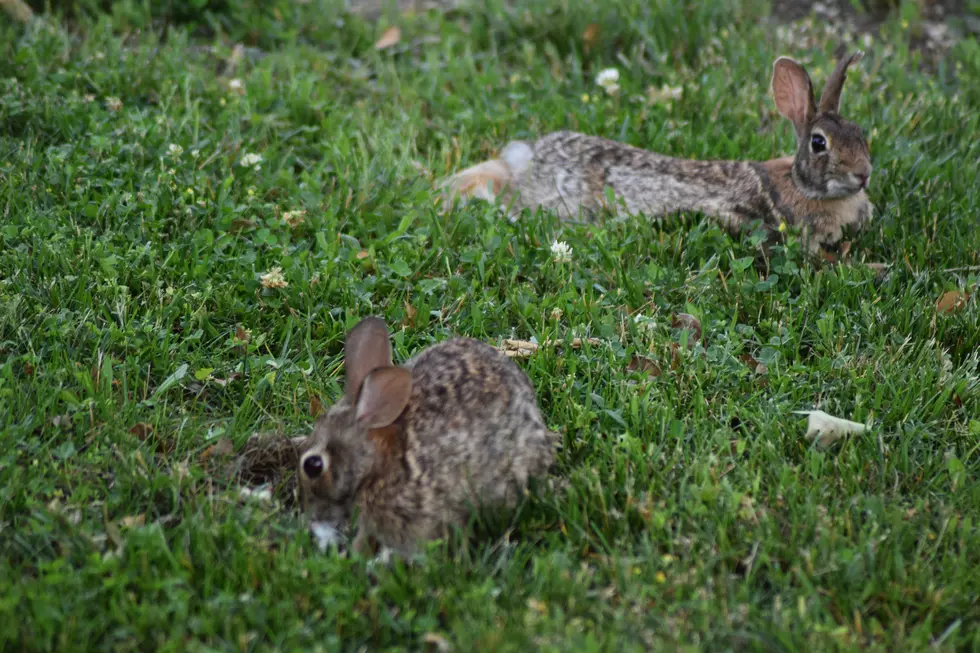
[303,455,325,479]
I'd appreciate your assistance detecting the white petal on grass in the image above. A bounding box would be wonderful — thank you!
[795,410,868,448]
[167,144,184,157]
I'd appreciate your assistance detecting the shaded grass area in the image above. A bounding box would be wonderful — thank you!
[1,0,979,650]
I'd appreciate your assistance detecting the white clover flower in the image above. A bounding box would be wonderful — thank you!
[239,152,263,170]
[106,96,123,112]
[229,78,245,95]
[550,240,572,263]
[167,143,184,158]
[596,68,621,96]
[260,266,288,289]
[596,68,619,87]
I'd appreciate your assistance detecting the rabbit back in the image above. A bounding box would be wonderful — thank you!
[497,132,780,233]
[356,337,555,553]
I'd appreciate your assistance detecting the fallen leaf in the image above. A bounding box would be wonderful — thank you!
[936,290,968,314]
[582,23,600,51]
[374,26,401,50]
[175,460,190,483]
[128,423,154,440]
[671,313,702,346]
[356,250,370,260]
[627,355,662,376]
[403,300,417,327]
[210,372,241,387]
[200,438,235,464]
[229,218,256,232]
[738,353,768,375]
[235,326,251,345]
[795,410,868,449]
[50,413,72,428]
[120,514,145,529]
[310,394,324,417]
[423,632,452,652]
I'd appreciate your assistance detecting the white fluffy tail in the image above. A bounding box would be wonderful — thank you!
[439,141,532,208]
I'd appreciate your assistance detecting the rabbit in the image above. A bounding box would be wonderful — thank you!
[441,51,874,256]
[296,317,557,559]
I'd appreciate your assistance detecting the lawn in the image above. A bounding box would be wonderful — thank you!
[1,0,979,650]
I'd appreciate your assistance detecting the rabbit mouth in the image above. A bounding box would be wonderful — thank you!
[824,177,866,198]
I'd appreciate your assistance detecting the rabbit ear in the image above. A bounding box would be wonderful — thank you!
[819,50,863,114]
[355,367,412,429]
[344,317,393,403]
[772,56,817,138]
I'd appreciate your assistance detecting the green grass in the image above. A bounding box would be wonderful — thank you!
[2,0,979,650]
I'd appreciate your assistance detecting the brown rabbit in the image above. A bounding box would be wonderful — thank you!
[296,317,557,559]
[441,51,874,256]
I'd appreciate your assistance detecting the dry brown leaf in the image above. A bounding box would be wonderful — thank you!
[936,290,968,314]
[128,422,154,440]
[627,355,662,377]
[229,218,256,232]
[738,353,768,375]
[356,250,370,260]
[120,514,146,529]
[582,23,601,51]
[235,326,251,344]
[374,26,401,50]
[403,300,417,327]
[310,394,324,417]
[671,313,702,346]
[200,438,235,464]
[210,372,241,388]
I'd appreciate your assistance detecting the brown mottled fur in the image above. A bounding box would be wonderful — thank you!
[441,51,874,255]
[297,318,556,559]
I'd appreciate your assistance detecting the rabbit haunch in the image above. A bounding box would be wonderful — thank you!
[297,317,556,558]
[442,51,874,254]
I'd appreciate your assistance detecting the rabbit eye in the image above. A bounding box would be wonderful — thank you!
[303,455,325,479]
[810,133,827,153]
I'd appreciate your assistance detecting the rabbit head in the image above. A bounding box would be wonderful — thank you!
[297,317,412,528]
[772,51,872,200]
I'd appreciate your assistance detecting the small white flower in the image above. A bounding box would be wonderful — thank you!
[229,78,245,95]
[190,149,200,159]
[167,143,184,158]
[596,68,619,88]
[260,266,288,289]
[239,152,263,170]
[105,96,123,112]
[550,240,573,263]
[596,68,621,96]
